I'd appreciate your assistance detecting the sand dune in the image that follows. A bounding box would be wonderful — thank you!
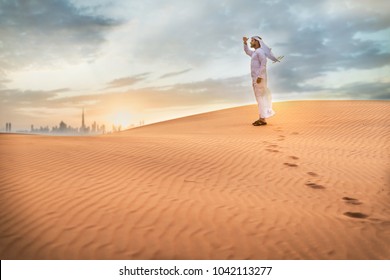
[0,100,389,259]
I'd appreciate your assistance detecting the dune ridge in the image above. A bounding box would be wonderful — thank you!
[0,100,389,259]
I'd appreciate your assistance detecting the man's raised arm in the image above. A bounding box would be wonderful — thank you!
[243,37,253,56]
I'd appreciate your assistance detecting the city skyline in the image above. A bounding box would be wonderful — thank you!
[2,108,145,134]
[0,0,389,131]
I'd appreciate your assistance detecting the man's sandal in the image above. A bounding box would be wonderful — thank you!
[252,120,267,126]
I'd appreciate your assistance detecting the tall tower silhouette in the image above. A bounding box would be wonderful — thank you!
[81,108,86,133]
[82,108,85,128]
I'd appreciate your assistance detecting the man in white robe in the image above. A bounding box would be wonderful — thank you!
[243,36,275,126]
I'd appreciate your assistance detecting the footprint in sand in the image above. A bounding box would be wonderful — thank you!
[343,212,368,219]
[275,127,283,132]
[266,149,280,153]
[342,197,362,205]
[291,132,299,135]
[307,171,318,176]
[306,182,325,189]
[284,162,298,167]
[267,144,279,148]
[289,156,299,160]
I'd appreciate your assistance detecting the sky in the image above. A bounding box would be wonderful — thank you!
[0,0,389,131]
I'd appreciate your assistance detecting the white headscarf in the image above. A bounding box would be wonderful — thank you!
[251,36,280,63]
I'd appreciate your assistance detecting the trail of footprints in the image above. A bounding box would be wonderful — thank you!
[263,127,368,220]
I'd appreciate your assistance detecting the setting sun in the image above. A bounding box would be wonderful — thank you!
[109,110,132,129]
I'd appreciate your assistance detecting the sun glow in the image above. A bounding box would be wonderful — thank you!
[109,110,132,129]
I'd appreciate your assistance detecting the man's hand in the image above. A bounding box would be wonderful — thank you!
[243,37,248,44]
[256,77,262,84]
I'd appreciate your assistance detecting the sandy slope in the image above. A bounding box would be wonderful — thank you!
[0,100,389,259]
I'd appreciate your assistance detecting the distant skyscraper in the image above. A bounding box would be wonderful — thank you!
[80,108,86,133]
[6,122,11,132]
[82,108,85,127]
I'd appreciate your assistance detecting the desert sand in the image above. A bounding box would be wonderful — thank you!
[0,100,389,259]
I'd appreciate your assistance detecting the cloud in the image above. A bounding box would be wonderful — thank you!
[2,0,389,93]
[0,75,251,119]
[0,88,71,108]
[92,75,251,110]
[141,75,251,108]
[336,81,390,100]
[0,0,121,71]
[160,69,192,79]
[106,73,149,88]
[121,0,390,95]
[0,78,12,89]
